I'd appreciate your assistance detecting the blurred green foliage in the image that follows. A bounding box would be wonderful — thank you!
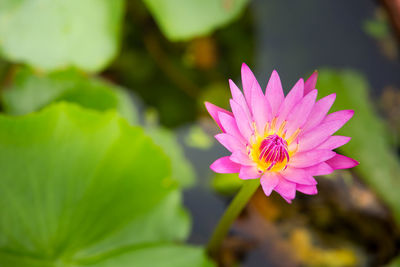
[212,173,244,196]
[107,1,254,127]
[1,67,137,123]
[388,256,400,267]
[0,103,212,266]
[198,82,231,112]
[1,67,196,190]
[363,9,391,41]
[147,125,196,188]
[317,69,400,223]
[143,0,249,41]
[0,0,124,72]
[184,125,214,150]
[364,19,390,40]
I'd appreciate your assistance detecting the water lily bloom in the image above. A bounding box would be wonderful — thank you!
[206,64,359,203]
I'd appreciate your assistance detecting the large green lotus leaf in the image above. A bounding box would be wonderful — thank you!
[80,244,214,267]
[316,69,400,223]
[1,67,137,124]
[75,191,190,259]
[143,0,249,41]
[0,103,212,266]
[0,244,214,267]
[0,0,123,72]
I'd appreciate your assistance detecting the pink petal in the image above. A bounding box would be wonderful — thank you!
[274,177,296,200]
[317,136,351,150]
[218,112,245,143]
[229,79,252,119]
[251,82,272,135]
[296,120,349,152]
[326,154,359,170]
[323,110,354,124]
[304,162,334,176]
[276,78,304,129]
[210,156,241,173]
[281,167,317,185]
[281,196,293,203]
[230,151,254,166]
[302,93,336,132]
[205,102,232,132]
[260,172,279,196]
[239,165,262,180]
[304,71,318,95]
[230,99,253,140]
[285,89,318,137]
[296,184,318,195]
[241,63,260,108]
[289,150,336,168]
[215,133,245,153]
[265,70,284,116]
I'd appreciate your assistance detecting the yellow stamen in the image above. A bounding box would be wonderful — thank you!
[287,128,301,145]
[277,121,287,136]
[270,117,277,132]
[252,121,258,136]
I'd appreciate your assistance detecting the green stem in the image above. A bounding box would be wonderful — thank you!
[206,179,260,256]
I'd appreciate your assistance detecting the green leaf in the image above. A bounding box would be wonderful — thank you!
[78,244,214,267]
[0,244,214,267]
[212,173,243,196]
[143,0,249,41]
[387,256,400,267]
[0,103,212,266]
[1,67,138,124]
[147,126,196,188]
[0,59,9,83]
[2,67,197,190]
[184,125,214,150]
[363,19,390,40]
[316,69,400,223]
[0,0,124,72]
[198,82,231,112]
[76,191,190,259]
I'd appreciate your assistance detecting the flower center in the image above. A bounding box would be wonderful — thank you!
[251,134,289,172]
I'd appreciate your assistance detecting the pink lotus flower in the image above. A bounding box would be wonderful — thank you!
[206,64,359,203]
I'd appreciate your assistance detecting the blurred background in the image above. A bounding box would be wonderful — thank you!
[1,0,400,266]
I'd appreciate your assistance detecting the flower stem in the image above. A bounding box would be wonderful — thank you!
[206,179,260,257]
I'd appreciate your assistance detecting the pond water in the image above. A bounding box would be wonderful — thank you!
[253,0,400,93]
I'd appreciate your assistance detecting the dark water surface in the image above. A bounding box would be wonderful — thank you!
[253,0,400,93]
